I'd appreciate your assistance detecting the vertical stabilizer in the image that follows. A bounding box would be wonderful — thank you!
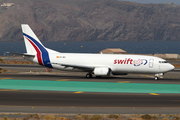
[21,24,53,68]
[21,24,44,54]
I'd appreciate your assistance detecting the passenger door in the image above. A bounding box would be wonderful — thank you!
[149,59,154,68]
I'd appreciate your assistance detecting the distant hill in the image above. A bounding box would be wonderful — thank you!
[0,0,180,42]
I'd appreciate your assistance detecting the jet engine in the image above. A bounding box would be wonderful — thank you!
[94,67,112,76]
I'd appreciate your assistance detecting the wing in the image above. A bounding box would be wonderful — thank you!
[6,52,35,57]
[52,63,94,71]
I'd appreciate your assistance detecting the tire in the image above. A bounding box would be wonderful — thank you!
[86,74,92,78]
[155,77,159,80]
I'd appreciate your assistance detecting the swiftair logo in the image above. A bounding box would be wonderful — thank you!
[114,58,147,66]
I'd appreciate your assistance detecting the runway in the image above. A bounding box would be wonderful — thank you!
[1,90,180,107]
[0,64,180,114]
[0,90,180,114]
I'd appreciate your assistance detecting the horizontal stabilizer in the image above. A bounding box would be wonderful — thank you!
[6,52,35,57]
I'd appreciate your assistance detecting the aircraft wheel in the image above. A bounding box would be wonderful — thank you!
[155,76,159,80]
[86,73,92,78]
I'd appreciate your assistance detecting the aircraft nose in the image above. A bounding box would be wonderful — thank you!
[168,64,175,71]
[160,63,175,72]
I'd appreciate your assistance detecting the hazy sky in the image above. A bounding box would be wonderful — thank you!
[120,0,180,4]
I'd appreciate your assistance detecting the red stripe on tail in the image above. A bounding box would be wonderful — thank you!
[25,37,44,66]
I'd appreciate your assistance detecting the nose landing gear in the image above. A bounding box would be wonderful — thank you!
[154,76,159,80]
[154,73,164,80]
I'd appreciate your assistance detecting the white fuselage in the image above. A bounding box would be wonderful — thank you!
[21,24,175,78]
[26,52,175,75]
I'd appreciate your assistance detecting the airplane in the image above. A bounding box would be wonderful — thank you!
[9,24,175,80]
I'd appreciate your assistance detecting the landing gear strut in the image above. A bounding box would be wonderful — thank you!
[154,73,164,80]
[86,73,92,78]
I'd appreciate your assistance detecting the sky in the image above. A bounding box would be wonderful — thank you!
[120,0,180,4]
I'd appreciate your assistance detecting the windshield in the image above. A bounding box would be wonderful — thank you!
[159,61,168,63]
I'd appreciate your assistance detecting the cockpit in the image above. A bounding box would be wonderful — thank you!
[159,61,168,63]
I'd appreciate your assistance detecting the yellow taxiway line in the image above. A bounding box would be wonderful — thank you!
[117,81,130,83]
[56,79,70,81]
[0,89,19,91]
[0,78,13,80]
[149,93,160,95]
[74,91,84,93]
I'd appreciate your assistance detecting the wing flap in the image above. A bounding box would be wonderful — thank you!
[52,63,94,70]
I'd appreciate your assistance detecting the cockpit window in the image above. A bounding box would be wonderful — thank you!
[159,61,168,63]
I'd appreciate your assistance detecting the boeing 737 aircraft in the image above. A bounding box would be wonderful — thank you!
[10,24,175,80]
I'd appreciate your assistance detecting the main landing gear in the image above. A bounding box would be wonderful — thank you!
[86,73,92,78]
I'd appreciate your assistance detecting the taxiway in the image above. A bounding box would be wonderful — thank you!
[0,64,180,114]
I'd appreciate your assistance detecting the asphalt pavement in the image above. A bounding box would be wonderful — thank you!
[0,64,180,114]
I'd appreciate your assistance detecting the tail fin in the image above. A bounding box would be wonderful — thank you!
[21,24,45,54]
[21,24,53,68]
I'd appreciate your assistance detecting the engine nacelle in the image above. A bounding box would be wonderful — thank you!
[94,67,112,76]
